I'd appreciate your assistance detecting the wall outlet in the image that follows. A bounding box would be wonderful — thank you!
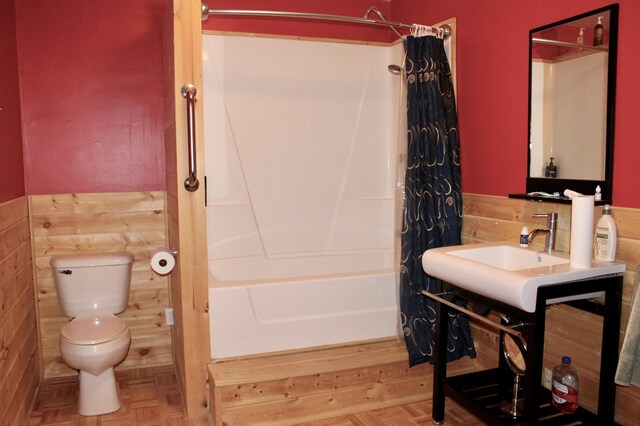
[543,367,552,390]
[165,308,174,326]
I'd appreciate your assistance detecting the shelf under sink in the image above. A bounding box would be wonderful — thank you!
[445,369,608,425]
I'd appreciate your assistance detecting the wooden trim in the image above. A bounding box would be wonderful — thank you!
[168,0,211,418]
[432,18,457,97]
[0,196,39,426]
[27,196,44,380]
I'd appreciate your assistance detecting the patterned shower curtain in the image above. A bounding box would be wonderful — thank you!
[400,34,476,366]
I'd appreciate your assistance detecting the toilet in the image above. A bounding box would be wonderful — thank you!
[50,252,134,416]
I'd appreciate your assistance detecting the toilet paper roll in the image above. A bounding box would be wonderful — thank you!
[151,247,176,275]
[570,195,594,269]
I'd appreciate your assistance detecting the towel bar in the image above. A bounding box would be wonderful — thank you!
[422,290,524,338]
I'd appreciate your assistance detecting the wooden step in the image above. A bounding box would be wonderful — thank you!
[207,338,481,425]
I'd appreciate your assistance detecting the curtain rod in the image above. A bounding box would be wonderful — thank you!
[532,37,608,52]
[200,4,451,40]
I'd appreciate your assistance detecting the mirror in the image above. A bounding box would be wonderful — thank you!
[501,331,528,417]
[513,4,618,203]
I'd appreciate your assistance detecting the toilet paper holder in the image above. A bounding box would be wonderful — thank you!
[157,249,178,267]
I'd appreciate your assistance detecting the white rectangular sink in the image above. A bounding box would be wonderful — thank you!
[422,242,625,312]
[449,245,569,270]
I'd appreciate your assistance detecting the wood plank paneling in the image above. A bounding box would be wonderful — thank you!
[0,197,39,426]
[209,339,482,425]
[30,191,172,379]
[462,193,640,425]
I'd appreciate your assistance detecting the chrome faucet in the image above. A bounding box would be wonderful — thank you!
[528,213,558,253]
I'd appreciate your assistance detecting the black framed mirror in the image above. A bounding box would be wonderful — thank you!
[510,4,618,204]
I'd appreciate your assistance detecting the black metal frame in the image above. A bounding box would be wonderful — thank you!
[431,274,623,425]
[510,3,619,204]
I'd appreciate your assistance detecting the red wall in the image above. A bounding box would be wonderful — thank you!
[0,0,25,203]
[16,0,168,195]
[393,0,640,208]
[12,0,639,207]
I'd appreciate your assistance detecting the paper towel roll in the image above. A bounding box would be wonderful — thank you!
[570,195,594,269]
[151,247,176,275]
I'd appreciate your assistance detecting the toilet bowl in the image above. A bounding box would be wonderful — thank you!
[51,251,134,416]
[59,314,131,416]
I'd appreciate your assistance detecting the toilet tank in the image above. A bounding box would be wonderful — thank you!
[50,252,134,317]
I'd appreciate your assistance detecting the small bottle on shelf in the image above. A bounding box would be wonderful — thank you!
[577,27,585,45]
[544,157,557,178]
[593,17,604,46]
[520,226,529,247]
[552,356,579,414]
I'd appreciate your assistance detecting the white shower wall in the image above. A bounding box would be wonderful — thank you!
[202,35,403,261]
[530,52,607,180]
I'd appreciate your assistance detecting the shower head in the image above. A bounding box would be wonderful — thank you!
[388,64,402,75]
[363,6,402,38]
[363,6,386,20]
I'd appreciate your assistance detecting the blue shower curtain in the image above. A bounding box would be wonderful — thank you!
[400,34,476,366]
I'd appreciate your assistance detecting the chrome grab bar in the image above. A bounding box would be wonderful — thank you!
[181,84,200,192]
[421,290,523,338]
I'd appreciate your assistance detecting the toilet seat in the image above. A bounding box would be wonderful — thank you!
[61,314,128,345]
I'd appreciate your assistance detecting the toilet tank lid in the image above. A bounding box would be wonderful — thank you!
[50,252,134,268]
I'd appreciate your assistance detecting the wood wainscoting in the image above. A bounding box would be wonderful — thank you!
[0,196,39,426]
[463,193,640,425]
[29,191,172,378]
[207,339,484,426]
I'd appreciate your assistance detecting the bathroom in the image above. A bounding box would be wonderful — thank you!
[1,0,639,424]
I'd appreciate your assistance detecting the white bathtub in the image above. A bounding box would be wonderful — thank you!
[208,254,398,359]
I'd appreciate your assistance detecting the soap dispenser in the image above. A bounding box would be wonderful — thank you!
[545,157,557,178]
[593,17,604,46]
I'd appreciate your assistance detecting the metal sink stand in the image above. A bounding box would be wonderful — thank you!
[427,274,623,425]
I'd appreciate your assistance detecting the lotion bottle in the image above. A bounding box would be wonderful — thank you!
[593,16,604,46]
[595,205,617,262]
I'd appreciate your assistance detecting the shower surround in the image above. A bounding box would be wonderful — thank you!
[203,34,403,358]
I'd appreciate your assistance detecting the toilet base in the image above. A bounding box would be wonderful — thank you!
[77,367,121,416]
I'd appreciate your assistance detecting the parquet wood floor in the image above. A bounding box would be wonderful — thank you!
[28,366,208,426]
[28,366,486,425]
[302,400,487,426]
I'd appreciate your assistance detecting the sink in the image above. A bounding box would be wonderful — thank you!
[448,245,568,271]
[422,242,625,312]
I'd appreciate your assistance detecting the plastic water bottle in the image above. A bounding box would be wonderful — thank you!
[552,356,579,413]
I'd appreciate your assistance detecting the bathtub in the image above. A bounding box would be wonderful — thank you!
[208,254,398,359]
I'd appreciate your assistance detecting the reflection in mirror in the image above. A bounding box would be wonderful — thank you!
[513,4,618,203]
[530,12,610,181]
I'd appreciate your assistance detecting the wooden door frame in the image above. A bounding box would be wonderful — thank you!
[165,0,210,418]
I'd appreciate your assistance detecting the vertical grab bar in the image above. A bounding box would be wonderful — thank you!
[181,84,200,192]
